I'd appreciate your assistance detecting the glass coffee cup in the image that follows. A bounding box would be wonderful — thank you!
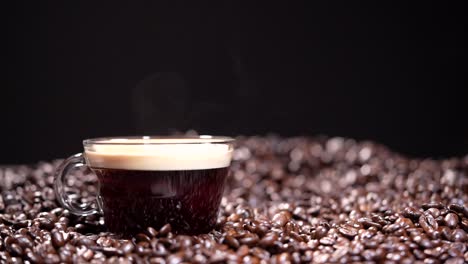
[54,136,234,235]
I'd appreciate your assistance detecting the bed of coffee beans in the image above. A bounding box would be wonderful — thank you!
[1,136,467,263]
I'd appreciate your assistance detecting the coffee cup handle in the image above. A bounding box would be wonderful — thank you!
[54,153,103,216]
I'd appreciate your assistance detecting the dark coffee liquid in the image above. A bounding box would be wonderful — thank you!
[92,167,228,235]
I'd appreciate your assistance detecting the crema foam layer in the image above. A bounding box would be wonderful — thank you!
[85,139,233,171]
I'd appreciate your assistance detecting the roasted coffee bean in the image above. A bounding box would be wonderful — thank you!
[136,233,151,243]
[54,222,67,230]
[120,241,135,254]
[448,204,468,218]
[272,212,291,227]
[52,230,65,248]
[358,217,382,229]
[15,234,34,248]
[289,231,303,242]
[419,238,434,249]
[422,203,445,210]
[159,224,172,237]
[239,234,259,246]
[371,215,390,226]
[258,233,278,248]
[312,225,328,239]
[37,212,56,221]
[224,235,239,249]
[445,213,459,228]
[319,236,335,246]
[460,219,468,232]
[1,216,15,226]
[146,227,158,238]
[396,217,415,228]
[338,225,358,237]
[101,247,122,256]
[236,245,250,257]
[37,217,54,230]
[4,236,16,247]
[152,243,168,257]
[82,249,94,261]
[382,223,401,233]
[8,243,23,256]
[420,215,438,233]
[451,229,467,242]
[255,224,269,236]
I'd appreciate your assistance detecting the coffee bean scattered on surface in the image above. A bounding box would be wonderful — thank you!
[1,136,467,263]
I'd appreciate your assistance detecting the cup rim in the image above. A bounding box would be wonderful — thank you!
[83,135,235,145]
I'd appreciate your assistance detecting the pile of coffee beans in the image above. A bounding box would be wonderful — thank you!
[1,136,467,263]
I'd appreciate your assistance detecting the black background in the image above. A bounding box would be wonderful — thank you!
[3,2,467,163]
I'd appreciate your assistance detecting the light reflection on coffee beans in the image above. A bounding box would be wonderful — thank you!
[1,135,467,262]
